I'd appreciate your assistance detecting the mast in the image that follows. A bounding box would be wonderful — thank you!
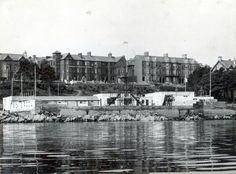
[11,74,14,96]
[34,64,36,98]
[21,73,23,96]
[184,73,187,93]
[209,68,212,97]
[57,82,59,96]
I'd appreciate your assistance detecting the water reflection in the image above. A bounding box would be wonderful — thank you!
[0,121,236,173]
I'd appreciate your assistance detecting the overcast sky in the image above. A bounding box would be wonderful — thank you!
[0,0,236,66]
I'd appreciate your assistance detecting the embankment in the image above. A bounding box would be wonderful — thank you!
[0,106,235,123]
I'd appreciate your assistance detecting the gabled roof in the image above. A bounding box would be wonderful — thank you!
[221,59,235,68]
[10,96,99,101]
[212,59,236,71]
[133,55,199,64]
[0,53,24,61]
[61,53,124,62]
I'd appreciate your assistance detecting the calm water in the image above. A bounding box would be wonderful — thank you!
[0,121,236,173]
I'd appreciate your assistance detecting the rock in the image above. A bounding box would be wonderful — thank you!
[18,117,24,123]
[155,115,167,121]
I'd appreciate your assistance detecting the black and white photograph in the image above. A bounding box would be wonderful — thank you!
[0,0,236,173]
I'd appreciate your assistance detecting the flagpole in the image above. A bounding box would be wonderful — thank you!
[58,82,59,96]
[11,74,14,96]
[184,74,187,94]
[34,64,36,98]
[209,68,212,97]
[21,73,23,96]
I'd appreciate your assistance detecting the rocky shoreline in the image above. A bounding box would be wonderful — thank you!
[0,109,235,123]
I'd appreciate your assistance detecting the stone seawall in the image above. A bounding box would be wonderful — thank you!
[0,107,235,123]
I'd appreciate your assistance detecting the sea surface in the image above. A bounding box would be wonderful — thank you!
[0,120,236,173]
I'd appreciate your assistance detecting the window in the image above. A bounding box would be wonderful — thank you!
[142,61,146,68]
[2,65,6,71]
[142,76,145,81]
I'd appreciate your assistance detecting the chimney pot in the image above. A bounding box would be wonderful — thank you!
[163,53,168,58]
[218,56,222,61]
[144,52,149,57]
[108,52,112,58]
[182,54,187,59]
[87,52,91,56]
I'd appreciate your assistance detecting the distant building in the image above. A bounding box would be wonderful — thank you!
[51,51,126,82]
[128,52,200,84]
[212,56,236,72]
[0,53,26,80]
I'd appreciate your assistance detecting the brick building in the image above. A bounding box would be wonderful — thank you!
[128,52,200,84]
[49,51,126,82]
[0,53,26,80]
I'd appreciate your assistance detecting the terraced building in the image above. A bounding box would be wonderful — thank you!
[128,52,200,84]
[51,51,126,82]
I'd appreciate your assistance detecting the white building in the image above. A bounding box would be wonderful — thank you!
[142,91,195,106]
[94,93,139,106]
[140,91,215,107]
[3,96,35,113]
[3,96,100,113]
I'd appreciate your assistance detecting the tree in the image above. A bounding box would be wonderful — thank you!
[188,66,236,102]
[16,59,39,80]
[40,62,56,95]
[187,66,211,95]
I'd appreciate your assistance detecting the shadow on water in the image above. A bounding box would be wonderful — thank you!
[0,121,236,173]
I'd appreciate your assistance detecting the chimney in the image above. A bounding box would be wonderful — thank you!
[182,54,187,59]
[78,53,82,57]
[108,52,112,58]
[218,56,222,61]
[144,52,149,57]
[87,51,91,56]
[163,53,168,58]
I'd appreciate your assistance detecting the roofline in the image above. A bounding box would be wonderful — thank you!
[134,55,195,59]
[6,96,100,101]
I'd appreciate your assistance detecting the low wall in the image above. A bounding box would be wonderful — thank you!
[0,104,235,123]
